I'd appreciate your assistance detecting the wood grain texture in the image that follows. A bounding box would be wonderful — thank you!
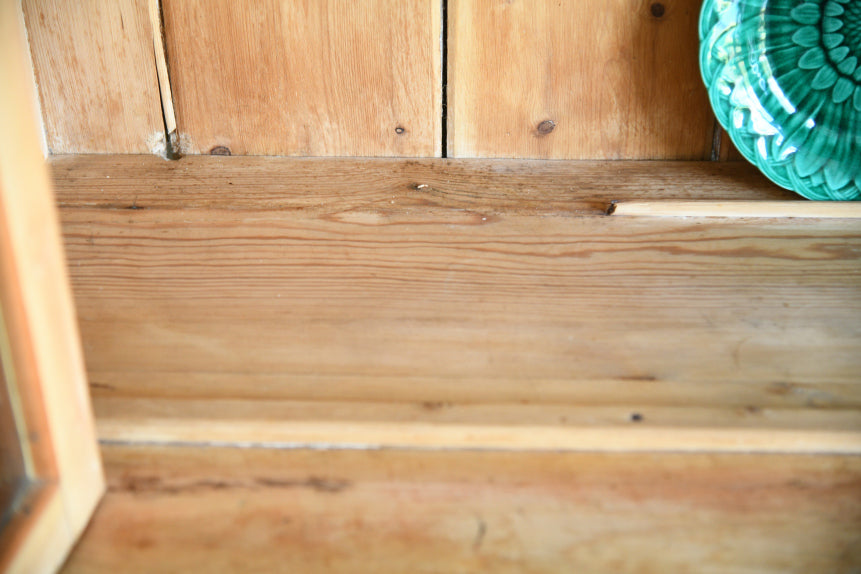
[161,0,442,157]
[448,0,715,159]
[53,156,861,451]
[50,154,797,212]
[63,444,861,573]
[22,0,164,154]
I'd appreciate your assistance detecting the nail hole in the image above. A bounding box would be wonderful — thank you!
[650,3,665,18]
[536,120,556,135]
[630,413,644,423]
[395,126,406,135]
[209,146,232,156]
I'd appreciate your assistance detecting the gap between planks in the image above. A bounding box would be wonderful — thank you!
[147,0,177,157]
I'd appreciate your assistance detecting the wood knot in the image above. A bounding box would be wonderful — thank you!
[209,146,232,156]
[395,126,406,135]
[536,120,556,135]
[650,3,665,18]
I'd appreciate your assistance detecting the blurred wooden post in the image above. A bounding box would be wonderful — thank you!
[0,2,104,572]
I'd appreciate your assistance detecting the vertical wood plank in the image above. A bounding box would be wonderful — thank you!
[448,0,715,159]
[22,0,164,154]
[161,0,442,157]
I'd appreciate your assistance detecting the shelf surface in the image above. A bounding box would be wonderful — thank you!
[53,155,861,452]
[61,444,861,573]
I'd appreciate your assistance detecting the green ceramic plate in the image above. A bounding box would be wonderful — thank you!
[700,0,861,200]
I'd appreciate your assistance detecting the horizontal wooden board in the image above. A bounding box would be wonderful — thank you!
[22,0,164,153]
[50,155,797,211]
[161,0,441,157]
[62,444,861,573]
[447,0,715,159]
[53,156,861,451]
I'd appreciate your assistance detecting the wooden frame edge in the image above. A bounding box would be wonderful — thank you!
[0,2,105,571]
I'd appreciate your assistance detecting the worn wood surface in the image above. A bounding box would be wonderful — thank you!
[63,444,861,573]
[0,7,104,571]
[53,155,861,452]
[447,0,715,159]
[161,0,441,157]
[22,0,163,154]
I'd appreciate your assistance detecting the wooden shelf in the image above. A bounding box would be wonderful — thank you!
[62,444,861,573]
[53,155,861,453]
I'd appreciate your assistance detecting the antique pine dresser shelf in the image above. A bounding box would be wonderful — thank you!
[2,0,860,572]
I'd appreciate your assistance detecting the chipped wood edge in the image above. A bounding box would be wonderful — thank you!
[148,0,177,144]
[611,201,861,218]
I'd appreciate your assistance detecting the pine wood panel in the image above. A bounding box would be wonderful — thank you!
[161,0,442,157]
[63,445,861,573]
[53,156,861,451]
[22,0,164,154]
[448,0,716,159]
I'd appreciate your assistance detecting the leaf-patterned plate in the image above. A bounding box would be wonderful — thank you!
[700,0,861,200]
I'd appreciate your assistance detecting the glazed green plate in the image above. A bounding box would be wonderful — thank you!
[700,0,861,200]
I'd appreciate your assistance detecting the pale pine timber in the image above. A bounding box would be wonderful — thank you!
[447,0,715,159]
[62,444,861,573]
[613,201,861,218]
[161,0,442,156]
[22,0,164,154]
[54,155,861,452]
